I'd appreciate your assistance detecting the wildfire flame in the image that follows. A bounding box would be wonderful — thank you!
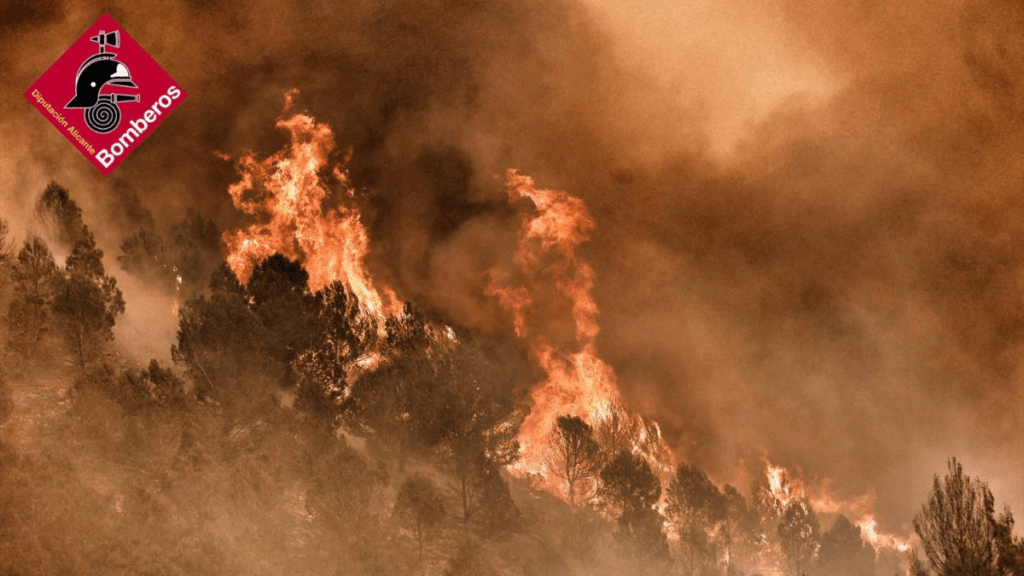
[217,96,909,560]
[758,459,913,553]
[490,171,673,489]
[221,90,401,322]
[765,461,803,512]
[857,515,912,553]
[219,97,672,491]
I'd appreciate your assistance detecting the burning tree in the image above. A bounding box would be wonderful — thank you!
[593,400,640,461]
[777,499,820,576]
[719,484,762,575]
[666,462,727,575]
[220,91,400,321]
[489,171,673,491]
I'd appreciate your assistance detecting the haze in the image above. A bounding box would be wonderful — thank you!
[1,0,1021,543]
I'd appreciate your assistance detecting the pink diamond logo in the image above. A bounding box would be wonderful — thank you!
[24,13,187,176]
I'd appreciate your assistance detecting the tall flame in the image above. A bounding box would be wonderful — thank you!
[221,90,401,321]
[490,171,673,489]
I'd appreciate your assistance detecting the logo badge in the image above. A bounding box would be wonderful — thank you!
[24,13,186,176]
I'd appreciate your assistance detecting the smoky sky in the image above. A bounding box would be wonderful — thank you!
[1,0,1022,536]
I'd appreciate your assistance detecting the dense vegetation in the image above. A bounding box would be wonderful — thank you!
[0,183,1020,575]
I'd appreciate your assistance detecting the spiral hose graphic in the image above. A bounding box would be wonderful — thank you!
[84,101,120,134]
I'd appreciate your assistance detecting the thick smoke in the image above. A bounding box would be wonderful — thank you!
[1,0,1022,537]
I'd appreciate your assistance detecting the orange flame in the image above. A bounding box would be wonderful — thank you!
[856,515,913,553]
[759,459,913,553]
[221,90,401,321]
[490,170,673,492]
[765,461,803,512]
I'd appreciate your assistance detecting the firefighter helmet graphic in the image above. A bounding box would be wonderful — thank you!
[65,30,140,134]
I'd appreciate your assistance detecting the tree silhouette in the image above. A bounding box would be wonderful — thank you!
[35,181,84,247]
[172,263,276,408]
[546,415,601,506]
[992,508,1024,575]
[443,537,497,576]
[352,343,433,471]
[912,458,1003,576]
[7,237,60,360]
[598,450,668,571]
[471,467,520,537]
[247,254,319,363]
[0,219,14,265]
[293,281,371,425]
[666,462,726,575]
[720,484,761,575]
[73,359,190,415]
[616,506,670,572]
[348,304,442,471]
[53,228,125,368]
[777,499,819,576]
[598,450,661,515]
[305,437,386,535]
[0,371,12,426]
[818,515,875,576]
[118,209,221,298]
[435,333,520,525]
[393,474,446,560]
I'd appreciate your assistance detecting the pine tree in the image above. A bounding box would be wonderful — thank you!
[54,227,125,368]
